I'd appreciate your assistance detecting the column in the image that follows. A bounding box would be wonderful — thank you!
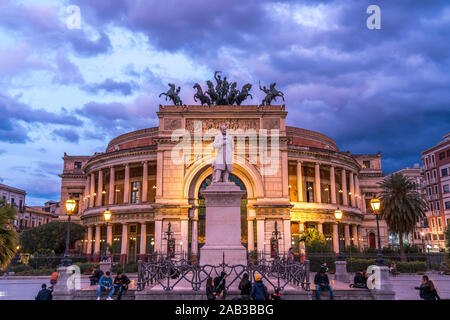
[257,219,265,256]
[86,226,93,255]
[362,194,367,213]
[156,151,164,198]
[349,171,355,207]
[84,175,90,210]
[120,224,128,264]
[89,173,95,208]
[140,223,147,258]
[314,162,321,203]
[191,216,199,256]
[181,219,189,255]
[297,161,303,202]
[332,223,339,253]
[94,225,101,260]
[108,166,115,205]
[142,161,148,203]
[247,219,255,252]
[352,225,359,247]
[330,166,336,204]
[283,219,291,254]
[317,222,323,234]
[97,169,103,207]
[355,175,361,209]
[341,169,348,206]
[344,224,350,247]
[123,164,130,204]
[107,224,112,254]
[154,220,162,253]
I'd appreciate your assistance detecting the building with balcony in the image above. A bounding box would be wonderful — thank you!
[421,132,450,252]
[60,104,388,263]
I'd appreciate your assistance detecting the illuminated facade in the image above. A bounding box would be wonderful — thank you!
[59,105,388,262]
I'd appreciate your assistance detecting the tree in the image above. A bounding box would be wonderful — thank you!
[20,221,86,254]
[300,228,332,253]
[0,200,19,268]
[378,173,427,262]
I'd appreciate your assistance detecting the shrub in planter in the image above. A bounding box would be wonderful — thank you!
[74,262,96,274]
[124,262,138,273]
[345,258,377,273]
[395,261,427,273]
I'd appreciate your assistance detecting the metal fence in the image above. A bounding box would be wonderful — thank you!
[137,255,310,293]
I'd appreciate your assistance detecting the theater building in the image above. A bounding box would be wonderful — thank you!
[59,105,388,263]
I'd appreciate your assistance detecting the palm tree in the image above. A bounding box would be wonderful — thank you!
[0,199,19,268]
[378,173,427,262]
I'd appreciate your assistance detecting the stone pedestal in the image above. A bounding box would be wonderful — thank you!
[52,266,75,300]
[99,261,112,274]
[369,265,396,300]
[199,182,247,266]
[334,260,349,283]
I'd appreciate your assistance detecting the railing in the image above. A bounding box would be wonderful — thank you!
[137,255,310,293]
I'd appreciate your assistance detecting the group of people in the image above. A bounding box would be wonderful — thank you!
[205,272,280,301]
[89,266,131,300]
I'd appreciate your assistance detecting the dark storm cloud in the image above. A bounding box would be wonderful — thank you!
[0,93,83,143]
[81,78,139,96]
[52,128,80,143]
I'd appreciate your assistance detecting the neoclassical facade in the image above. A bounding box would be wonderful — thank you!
[59,105,388,263]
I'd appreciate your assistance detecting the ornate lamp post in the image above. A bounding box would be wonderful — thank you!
[103,208,112,260]
[370,198,384,266]
[271,221,282,259]
[163,222,175,259]
[62,197,76,266]
[334,208,343,261]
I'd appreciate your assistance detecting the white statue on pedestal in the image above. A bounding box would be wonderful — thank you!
[212,125,234,183]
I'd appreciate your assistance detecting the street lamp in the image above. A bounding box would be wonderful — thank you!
[370,198,384,266]
[334,208,343,260]
[103,208,112,260]
[62,197,76,266]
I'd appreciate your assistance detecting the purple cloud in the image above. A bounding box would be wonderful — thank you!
[52,128,80,143]
[81,78,139,96]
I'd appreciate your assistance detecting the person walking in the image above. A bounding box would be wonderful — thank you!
[314,266,334,300]
[238,273,252,300]
[251,274,268,300]
[49,269,58,289]
[97,271,115,300]
[214,272,227,300]
[412,275,440,300]
[206,277,216,300]
[113,272,130,300]
[35,284,53,300]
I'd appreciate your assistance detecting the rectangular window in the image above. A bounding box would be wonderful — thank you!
[444,185,450,193]
[432,155,435,163]
[442,168,448,177]
[433,170,437,179]
[362,161,370,168]
[11,198,15,205]
[430,202,433,211]
[434,185,438,194]
[74,162,82,169]
[447,150,450,157]
[428,187,432,196]
[426,172,430,180]
[436,201,440,211]
[439,152,445,160]
[438,218,442,229]
[445,201,450,210]
[131,181,140,204]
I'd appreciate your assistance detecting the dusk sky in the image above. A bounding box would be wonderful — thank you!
[0,0,449,205]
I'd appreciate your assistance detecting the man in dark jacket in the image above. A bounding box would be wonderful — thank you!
[90,266,103,286]
[113,272,131,300]
[214,272,227,300]
[350,269,367,288]
[314,266,334,300]
[35,284,52,300]
[251,275,268,300]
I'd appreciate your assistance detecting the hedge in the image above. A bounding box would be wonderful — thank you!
[345,258,427,273]
[112,262,138,274]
